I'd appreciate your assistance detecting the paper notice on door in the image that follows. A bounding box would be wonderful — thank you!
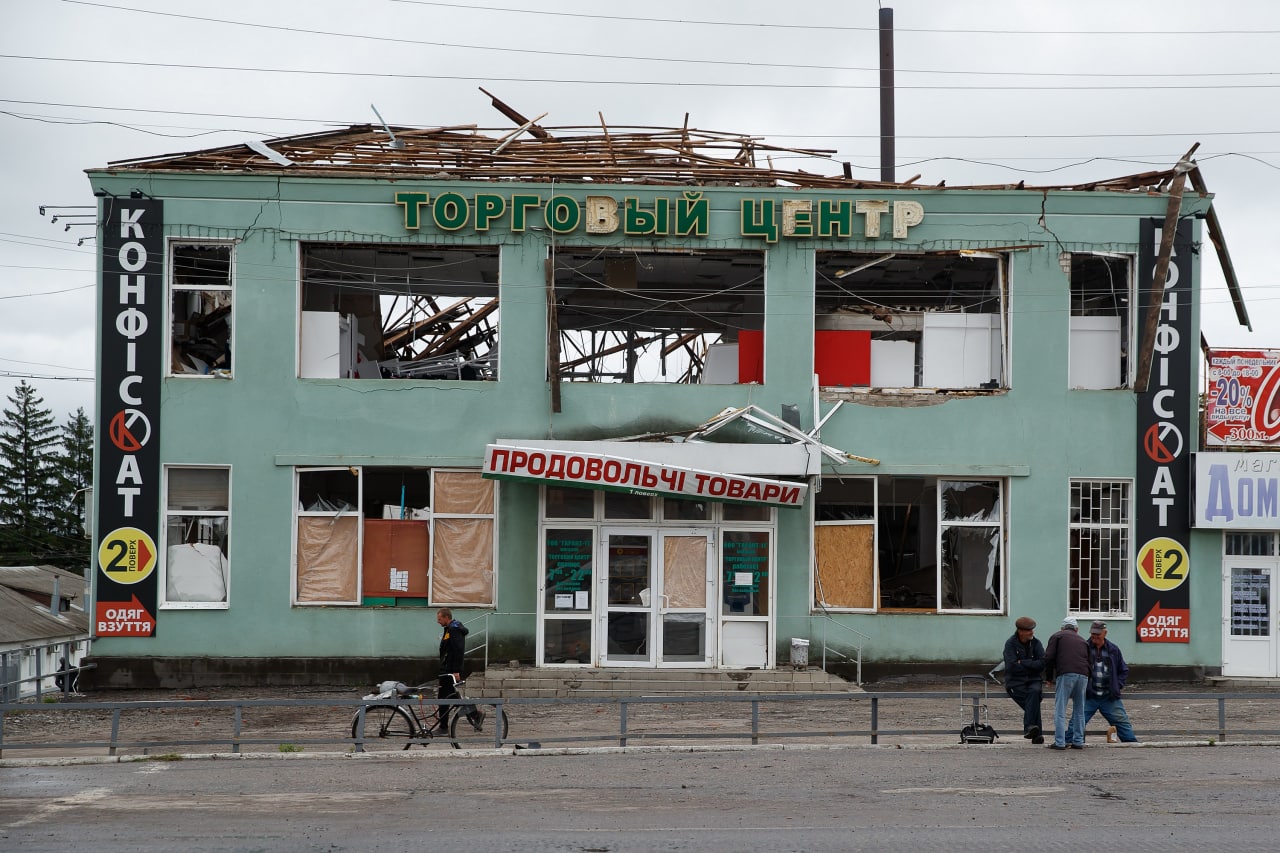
[734,572,753,587]
[554,593,573,609]
[575,590,590,609]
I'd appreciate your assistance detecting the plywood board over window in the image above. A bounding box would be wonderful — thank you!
[431,518,494,603]
[296,516,359,602]
[815,525,875,609]
[434,470,494,514]
[430,470,497,605]
[664,535,708,608]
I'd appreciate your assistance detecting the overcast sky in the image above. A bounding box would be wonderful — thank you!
[4,0,1278,422]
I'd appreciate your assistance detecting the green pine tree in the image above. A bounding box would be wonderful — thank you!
[0,381,60,565]
[47,407,94,571]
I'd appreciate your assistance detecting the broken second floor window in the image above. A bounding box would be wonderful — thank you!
[171,242,234,377]
[300,244,499,380]
[814,251,1007,390]
[550,248,764,384]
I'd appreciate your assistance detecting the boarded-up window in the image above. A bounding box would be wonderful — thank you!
[814,476,876,610]
[430,470,497,606]
[293,466,497,607]
[296,516,359,602]
[664,534,708,609]
[815,525,875,608]
[815,474,1005,613]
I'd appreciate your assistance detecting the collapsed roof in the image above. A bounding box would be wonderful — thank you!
[102,121,1186,193]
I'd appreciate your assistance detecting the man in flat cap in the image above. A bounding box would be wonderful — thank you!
[1083,621,1139,743]
[1002,616,1045,743]
[1043,615,1089,749]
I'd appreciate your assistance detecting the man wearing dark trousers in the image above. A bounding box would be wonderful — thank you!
[1002,616,1045,744]
[436,608,485,733]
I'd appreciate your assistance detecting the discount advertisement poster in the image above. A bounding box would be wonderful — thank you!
[94,199,164,637]
[1134,218,1193,643]
[1205,348,1280,447]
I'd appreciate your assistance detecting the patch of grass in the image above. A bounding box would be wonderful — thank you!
[278,743,303,753]
[42,696,60,704]
[150,753,184,762]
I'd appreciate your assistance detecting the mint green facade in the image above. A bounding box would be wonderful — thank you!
[86,165,1222,682]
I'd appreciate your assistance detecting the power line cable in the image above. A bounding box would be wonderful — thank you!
[8,98,1280,144]
[8,53,1280,91]
[382,0,1280,36]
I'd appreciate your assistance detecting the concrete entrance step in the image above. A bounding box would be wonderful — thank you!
[466,666,862,699]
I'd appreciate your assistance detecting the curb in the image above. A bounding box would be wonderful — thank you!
[4,738,1276,768]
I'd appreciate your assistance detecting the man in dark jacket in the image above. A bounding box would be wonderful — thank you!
[1083,621,1139,743]
[1043,615,1090,749]
[1002,616,1045,743]
[436,608,484,732]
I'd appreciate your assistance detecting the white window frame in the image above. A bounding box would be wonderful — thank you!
[160,464,231,610]
[292,466,364,606]
[937,478,1004,613]
[168,240,235,378]
[1068,251,1134,390]
[1068,478,1133,618]
[812,475,878,613]
[428,468,499,607]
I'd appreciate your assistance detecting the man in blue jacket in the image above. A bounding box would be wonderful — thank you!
[1083,620,1139,743]
[436,608,484,733]
[1002,616,1045,743]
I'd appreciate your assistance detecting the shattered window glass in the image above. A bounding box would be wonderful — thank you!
[814,251,1005,390]
[300,244,499,380]
[551,248,764,384]
[170,243,233,376]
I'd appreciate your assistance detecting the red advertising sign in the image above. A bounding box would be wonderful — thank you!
[1205,349,1280,447]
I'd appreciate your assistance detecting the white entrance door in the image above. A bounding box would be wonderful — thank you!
[1223,559,1277,677]
[658,530,715,667]
[600,528,714,667]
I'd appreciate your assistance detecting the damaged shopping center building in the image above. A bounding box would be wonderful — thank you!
[85,100,1259,686]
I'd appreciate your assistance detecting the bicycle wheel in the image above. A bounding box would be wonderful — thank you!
[448,706,509,749]
[352,704,416,746]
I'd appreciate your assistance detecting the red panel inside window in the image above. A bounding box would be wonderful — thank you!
[815,330,871,386]
[737,330,764,384]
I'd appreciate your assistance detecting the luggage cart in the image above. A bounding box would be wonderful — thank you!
[959,675,999,744]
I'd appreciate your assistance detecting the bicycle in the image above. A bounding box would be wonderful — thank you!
[350,676,509,750]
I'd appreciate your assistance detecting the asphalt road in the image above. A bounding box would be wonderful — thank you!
[3,742,1279,852]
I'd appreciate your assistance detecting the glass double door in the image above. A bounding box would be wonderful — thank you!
[602,528,715,667]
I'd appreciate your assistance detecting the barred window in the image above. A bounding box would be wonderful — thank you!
[1068,480,1130,615]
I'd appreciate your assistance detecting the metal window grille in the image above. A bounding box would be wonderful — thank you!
[1225,533,1277,557]
[1068,480,1130,614]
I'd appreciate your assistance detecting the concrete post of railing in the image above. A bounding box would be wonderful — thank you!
[109,708,122,756]
[619,700,628,748]
[871,697,879,745]
[233,705,243,754]
[0,652,12,704]
[751,700,759,745]
[1218,697,1227,743]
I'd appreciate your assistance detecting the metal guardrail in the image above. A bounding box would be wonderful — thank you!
[0,640,93,703]
[808,612,870,686]
[4,691,1279,758]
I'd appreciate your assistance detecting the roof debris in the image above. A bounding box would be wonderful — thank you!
[102,124,1187,192]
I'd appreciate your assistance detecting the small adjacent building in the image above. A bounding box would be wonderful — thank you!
[0,565,90,697]
[83,120,1251,686]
